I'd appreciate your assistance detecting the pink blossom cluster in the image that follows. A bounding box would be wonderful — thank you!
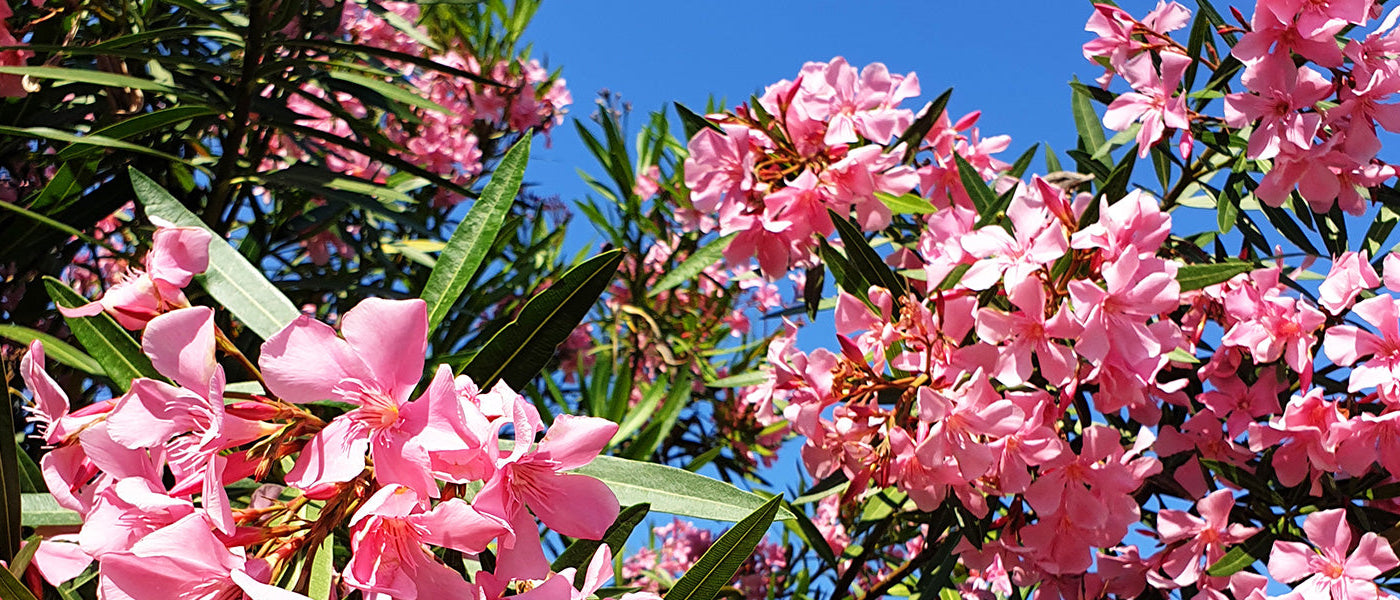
[682,57,1017,279]
[621,518,787,600]
[1087,0,1400,214]
[742,149,1400,596]
[20,277,624,598]
[267,1,571,208]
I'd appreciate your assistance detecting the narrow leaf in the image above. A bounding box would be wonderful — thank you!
[422,136,530,329]
[0,566,37,600]
[573,456,793,522]
[705,371,767,389]
[1177,261,1255,291]
[1205,544,1257,578]
[663,496,783,600]
[43,277,161,392]
[130,169,299,340]
[876,191,937,215]
[1071,79,1108,164]
[20,493,82,527]
[953,153,998,215]
[827,210,906,296]
[675,102,722,139]
[649,234,736,297]
[461,250,624,390]
[0,362,18,565]
[0,326,102,376]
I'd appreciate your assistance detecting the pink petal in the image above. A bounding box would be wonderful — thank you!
[28,535,92,587]
[260,315,369,403]
[523,472,619,540]
[1302,508,1351,554]
[540,415,617,470]
[1268,540,1317,583]
[106,379,207,449]
[229,569,314,600]
[142,306,216,390]
[339,298,427,402]
[415,498,510,554]
[1344,532,1400,579]
[286,417,370,490]
[146,227,211,289]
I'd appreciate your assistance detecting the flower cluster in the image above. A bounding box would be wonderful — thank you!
[681,58,927,278]
[622,518,788,600]
[1091,0,1400,215]
[267,1,570,210]
[20,290,622,599]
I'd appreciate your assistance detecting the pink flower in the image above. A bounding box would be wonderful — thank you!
[1154,490,1260,586]
[684,124,760,215]
[344,485,507,600]
[104,307,268,534]
[1323,293,1400,398]
[100,514,310,600]
[1267,508,1399,600]
[1318,251,1381,313]
[1224,62,1333,160]
[59,226,212,329]
[261,298,460,498]
[474,409,620,580]
[1103,52,1193,158]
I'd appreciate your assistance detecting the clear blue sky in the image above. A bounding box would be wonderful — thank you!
[523,1,1117,219]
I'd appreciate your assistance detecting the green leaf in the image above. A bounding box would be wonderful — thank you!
[306,534,334,600]
[827,210,906,296]
[894,88,952,161]
[7,536,37,578]
[675,102,722,139]
[572,456,794,522]
[0,125,194,164]
[20,494,82,527]
[663,495,783,600]
[1205,543,1258,577]
[650,234,736,297]
[1071,78,1109,165]
[53,106,218,161]
[461,250,625,390]
[552,503,650,578]
[817,238,873,304]
[0,326,102,376]
[422,136,530,330]
[954,153,998,216]
[0,364,18,565]
[705,371,767,389]
[0,66,177,93]
[876,191,937,215]
[43,277,161,392]
[1176,261,1255,291]
[0,566,38,600]
[130,169,299,340]
[326,69,450,115]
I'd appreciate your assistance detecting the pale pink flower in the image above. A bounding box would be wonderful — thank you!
[1103,52,1193,158]
[59,226,211,329]
[261,298,457,498]
[1267,508,1399,600]
[1318,251,1381,313]
[100,514,310,600]
[343,485,507,600]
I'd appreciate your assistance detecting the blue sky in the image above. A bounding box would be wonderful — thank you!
[523,1,1114,221]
